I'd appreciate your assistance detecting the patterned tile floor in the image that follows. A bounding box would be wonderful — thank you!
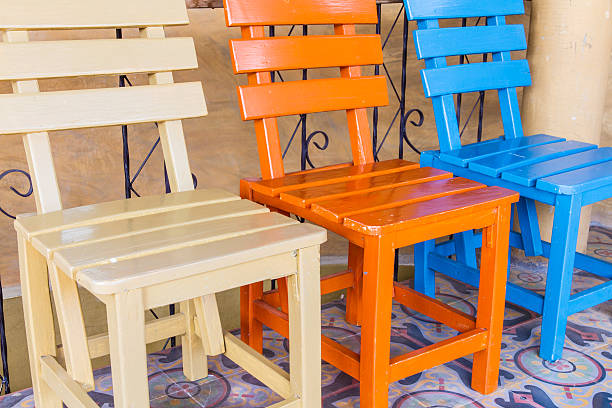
[2,226,610,407]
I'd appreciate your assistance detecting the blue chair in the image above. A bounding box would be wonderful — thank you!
[404,0,612,361]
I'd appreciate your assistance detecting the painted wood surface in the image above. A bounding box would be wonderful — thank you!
[225,1,520,404]
[406,0,612,363]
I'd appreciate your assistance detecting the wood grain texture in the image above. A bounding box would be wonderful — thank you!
[280,167,451,207]
[224,0,377,26]
[0,82,207,134]
[311,177,485,223]
[230,35,382,73]
[343,186,518,235]
[421,60,531,97]
[0,0,189,29]
[238,76,388,120]
[251,159,417,196]
[0,38,198,80]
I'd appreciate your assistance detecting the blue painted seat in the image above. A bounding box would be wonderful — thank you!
[404,0,612,361]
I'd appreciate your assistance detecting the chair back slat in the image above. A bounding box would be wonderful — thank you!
[1,0,202,212]
[0,83,206,135]
[0,38,197,81]
[413,25,526,59]
[225,0,384,178]
[407,2,529,152]
[224,0,377,26]
[0,0,188,29]
[422,60,531,97]
[238,77,387,120]
[405,0,524,20]
[230,35,383,73]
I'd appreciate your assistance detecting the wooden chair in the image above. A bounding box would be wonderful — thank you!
[405,0,612,362]
[3,1,325,407]
[223,0,519,405]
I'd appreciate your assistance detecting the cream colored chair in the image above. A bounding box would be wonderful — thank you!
[2,1,325,407]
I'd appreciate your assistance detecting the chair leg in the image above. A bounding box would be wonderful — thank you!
[345,242,363,326]
[456,230,478,269]
[47,263,94,390]
[240,283,264,353]
[17,235,61,408]
[106,289,150,408]
[472,204,511,394]
[288,246,321,407]
[181,299,208,380]
[540,194,581,361]
[516,197,543,257]
[194,295,225,356]
[414,239,436,298]
[277,278,290,314]
[360,235,395,408]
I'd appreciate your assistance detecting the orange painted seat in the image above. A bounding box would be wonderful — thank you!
[223,0,519,406]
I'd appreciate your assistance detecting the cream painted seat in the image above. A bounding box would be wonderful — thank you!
[3,1,325,407]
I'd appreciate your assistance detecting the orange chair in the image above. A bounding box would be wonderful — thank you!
[223,0,519,405]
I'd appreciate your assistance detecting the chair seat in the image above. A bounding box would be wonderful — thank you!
[14,189,326,295]
[435,135,612,195]
[246,159,518,236]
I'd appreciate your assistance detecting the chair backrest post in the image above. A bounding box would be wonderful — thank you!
[334,23,375,166]
[2,29,63,214]
[240,25,286,180]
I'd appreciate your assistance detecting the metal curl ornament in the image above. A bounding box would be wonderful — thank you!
[0,169,33,219]
[303,130,330,169]
[400,108,425,155]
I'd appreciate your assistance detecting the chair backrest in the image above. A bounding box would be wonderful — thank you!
[0,0,206,214]
[405,0,531,153]
[223,0,387,179]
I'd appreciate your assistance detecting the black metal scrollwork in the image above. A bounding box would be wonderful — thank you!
[0,169,33,220]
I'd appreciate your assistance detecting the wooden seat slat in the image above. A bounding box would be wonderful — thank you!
[238,76,388,120]
[0,82,206,135]
[75,223,325,295]
[15,189,237,239]
[438,134,563,167]
[0,0,188,29]
[230,35,382,73]
[251,159,417,197]
[224,0,377,26]
[54,212,298,275]
[537,160,612,194]
[468,140,597,177]
[280,167,451,208]
[0,38,197,81]
[344,186,517,234]
[32,200,268,257]
[405,0,524,20]
[311,177,485,223]
[501,147,612,187]
[422,60,531,98]
[414,25,526,59]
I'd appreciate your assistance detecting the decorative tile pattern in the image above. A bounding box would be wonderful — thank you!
[2,227,610,407]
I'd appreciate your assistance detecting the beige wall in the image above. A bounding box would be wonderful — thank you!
[0,4,610,291]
